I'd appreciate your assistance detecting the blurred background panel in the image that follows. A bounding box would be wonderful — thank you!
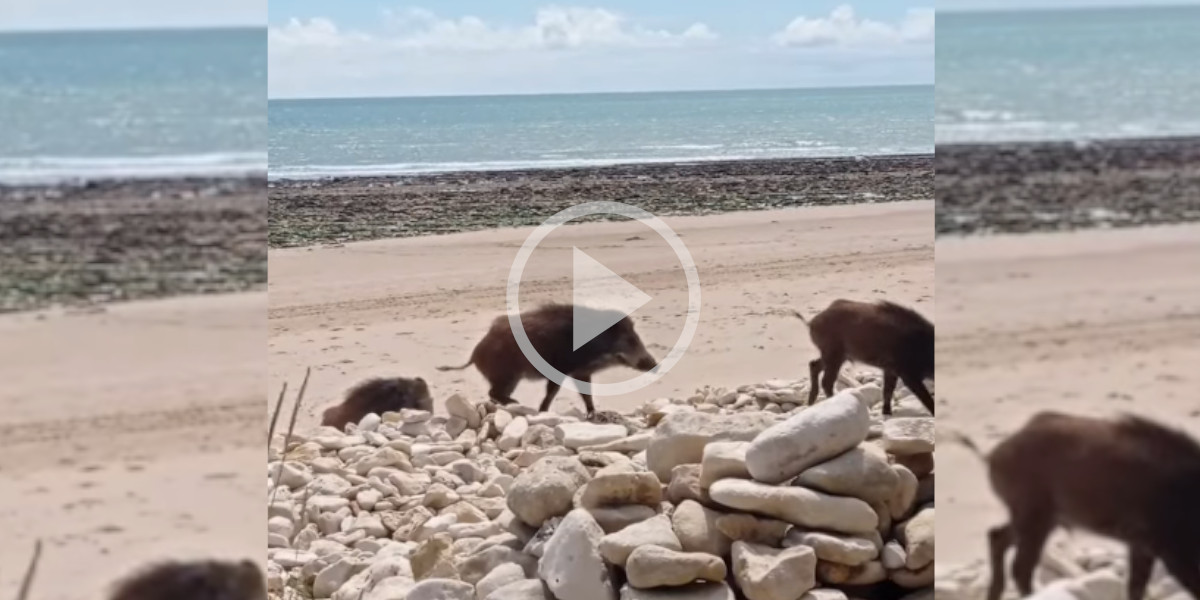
[935,0,1200,596]
[0,1,266,598]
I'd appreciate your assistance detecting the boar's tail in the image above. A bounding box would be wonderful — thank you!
[436,359,473,372]
[790,309,809,326]
[943,427,987,462]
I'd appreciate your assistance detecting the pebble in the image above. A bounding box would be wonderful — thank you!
[625,545,727,588]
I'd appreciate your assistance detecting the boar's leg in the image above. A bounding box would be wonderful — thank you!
[537,380,562,414]
[1010,512,1053,598]
[881,372,898,416]
[573,371,597,420]
[1127,546,1154,600]
[985,524,1013,600]
[487,377,520,406]
[819,353,844,401]
[806,359,822,406]
[899,372,935,415]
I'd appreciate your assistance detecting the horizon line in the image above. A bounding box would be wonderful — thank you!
[268,82,934,103]
[939,1,1200,14]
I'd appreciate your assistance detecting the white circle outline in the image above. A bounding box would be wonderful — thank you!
[506,201,701,397]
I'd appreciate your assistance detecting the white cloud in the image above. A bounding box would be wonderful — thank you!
[268,5,931,98]
[773,5,934,47]
[270,6,718,53]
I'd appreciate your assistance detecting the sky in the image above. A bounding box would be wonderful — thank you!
[267,1,934,99]
[0,0,263,31]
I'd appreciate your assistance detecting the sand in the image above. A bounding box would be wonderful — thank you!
[936,223,1200,570]
[268,200,934,430]
[0,292,264,599]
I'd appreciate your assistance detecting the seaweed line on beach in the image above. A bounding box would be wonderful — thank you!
[267,156,934,248]
[937,136,1200,236]
[0,176,267,314]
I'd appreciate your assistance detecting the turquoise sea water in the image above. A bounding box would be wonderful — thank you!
[0,27,265,183]
[268,85,933,179]
[937,6,1200,143]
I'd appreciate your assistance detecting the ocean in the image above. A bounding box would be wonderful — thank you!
[0,27,265,184]
[937,6,1200,144]
[267,85,932,180]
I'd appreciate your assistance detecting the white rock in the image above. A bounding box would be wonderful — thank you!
[447,394,483,429]
[537,509,616,600]
[599,514,682,566]
[485,580,549,600]
[731,541,817,600]
[407,579,475,600]
[579,432,654,454]
[557,423,629,449]
[359,413,382,432]
[708,479,877,535]
[880,541,907,570]
[580,471,663,508]
[360,576,417,600]
[671,500,731,558]
[879,418,934,455]
[618,583,736,600]
[499,417,530,452]
[783,530,878,567]
[625,545,727,588]
[888,464,919,520]
[699,442,751,488]
[477,564,528,600]
[647,412,781,481]
[793,444,897,504]
[897,507,934,570]
[508,455,591,526]
[745,390,869,485]
[315,557,367,598]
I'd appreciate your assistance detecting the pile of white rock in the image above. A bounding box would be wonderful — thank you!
[937,542,1189,600]
[266,376,933,600]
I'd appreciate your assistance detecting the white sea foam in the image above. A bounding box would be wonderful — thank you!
[0,152,267,185]
[266,146,925,181]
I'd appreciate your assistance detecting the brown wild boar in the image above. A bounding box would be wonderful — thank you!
[108,559,266,600]
[320,376,433,430]
[437,303,657,419]
[951,412,1200,600]
[794,299,934,415]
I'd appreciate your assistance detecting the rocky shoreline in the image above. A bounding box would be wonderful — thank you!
[936,136,1200,235]
[267,375,934,600]
[0,176,266,313]
[267,156,933,248]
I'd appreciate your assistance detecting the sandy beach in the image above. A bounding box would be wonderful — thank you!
[268,199,934,429]
[0,292,265,599]
[936,223,1200,569]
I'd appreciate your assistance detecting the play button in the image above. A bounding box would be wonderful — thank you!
[571,248,652,350]
[507,201,702,397]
